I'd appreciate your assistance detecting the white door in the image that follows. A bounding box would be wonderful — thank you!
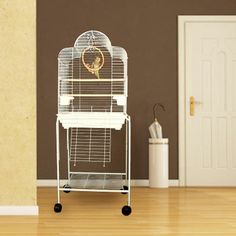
[183,18,236,186]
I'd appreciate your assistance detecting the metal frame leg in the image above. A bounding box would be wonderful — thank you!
[127,116,131,207]
[67,128,71,184]
[56,118,61,203]
[125,119,128,185]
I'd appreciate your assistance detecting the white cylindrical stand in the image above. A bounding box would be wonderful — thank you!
[149,138,169,188]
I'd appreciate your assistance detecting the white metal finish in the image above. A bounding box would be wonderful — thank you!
[56,118,61,203]
[69,171,127,175]
[59,188,128,193]
[69,127,112,164]
[55,30,131,211]
[127,116,131,206]
[57,112,126,130]
[178,16,236,186]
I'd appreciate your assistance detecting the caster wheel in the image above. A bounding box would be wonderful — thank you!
[121,185,128,194]
[122,205,132,216]
[63,184,71,193]
[54,203,62,213]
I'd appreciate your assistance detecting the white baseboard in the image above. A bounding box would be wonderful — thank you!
[0,206,39,216]
[37,179,179,187]
[131,179,149,186]
[169,179,179,186]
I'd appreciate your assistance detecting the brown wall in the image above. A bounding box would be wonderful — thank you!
[37,0,236,179]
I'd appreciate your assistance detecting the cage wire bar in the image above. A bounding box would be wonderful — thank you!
[54,30,132,216]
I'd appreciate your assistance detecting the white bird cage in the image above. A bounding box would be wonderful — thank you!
[54,30,132,216]
[57,30,128,130]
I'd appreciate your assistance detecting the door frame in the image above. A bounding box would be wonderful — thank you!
[178,15,236,186]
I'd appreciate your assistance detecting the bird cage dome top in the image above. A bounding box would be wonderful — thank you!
[74,30,112,52]
[58,30,127,60]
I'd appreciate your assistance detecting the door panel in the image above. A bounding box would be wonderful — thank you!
[202,117,212,168]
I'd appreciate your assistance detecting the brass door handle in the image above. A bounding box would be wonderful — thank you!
[190,96,203,116]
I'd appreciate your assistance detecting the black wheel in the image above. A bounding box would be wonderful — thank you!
[121,185,128,194]
[122,205,132,216]
[63,184,71,193]
[54,203,62,213]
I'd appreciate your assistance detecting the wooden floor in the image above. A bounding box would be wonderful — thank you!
[1,187,236,235]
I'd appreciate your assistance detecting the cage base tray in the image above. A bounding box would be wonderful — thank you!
[58,112,126,130]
